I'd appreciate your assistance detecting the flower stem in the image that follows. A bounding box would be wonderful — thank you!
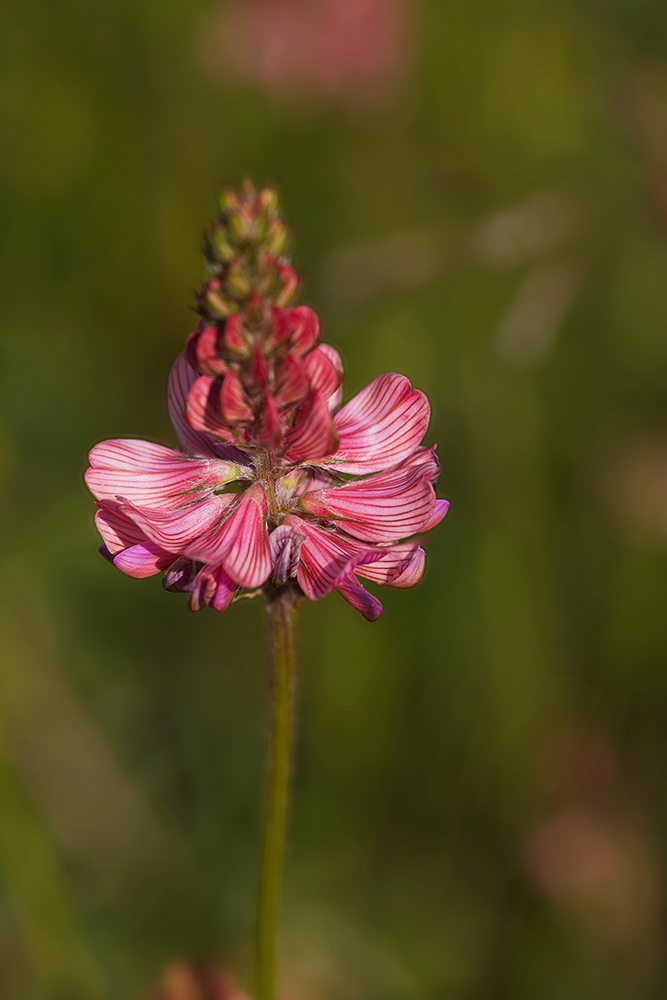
[256,587,298,1000]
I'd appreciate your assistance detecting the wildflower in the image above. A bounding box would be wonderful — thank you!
[85,184,447,621]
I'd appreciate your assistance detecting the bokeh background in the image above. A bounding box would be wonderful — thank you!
[3,0,667,996]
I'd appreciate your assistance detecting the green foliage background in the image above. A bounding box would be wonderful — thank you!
[2,0,667,996]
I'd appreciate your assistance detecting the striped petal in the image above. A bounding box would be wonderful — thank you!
[187,563,237,612]
[300,465,435,543]
[421,498,449,532]
[114,542,175,579]
[188,484,271,588]
[168,352,247,461]
[303,345,343,404]
[328,373,430,474]
[120,494,235,554]
[288,517,383,600]
[335,575,383,622]
[86,439,238,509]
[352,541,424,586]
[283,391,339,463]
[95,505,147,555]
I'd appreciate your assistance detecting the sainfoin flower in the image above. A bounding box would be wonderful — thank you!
[85,185,447,621]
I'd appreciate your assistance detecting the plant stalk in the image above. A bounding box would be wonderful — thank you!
[255,587,298,1000]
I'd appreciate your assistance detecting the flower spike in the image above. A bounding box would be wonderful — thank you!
[86,183,447,618]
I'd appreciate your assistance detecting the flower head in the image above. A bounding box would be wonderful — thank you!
[86,184,447,621]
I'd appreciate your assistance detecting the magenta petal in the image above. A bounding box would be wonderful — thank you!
[421,498,449,532]
[95,505,147,555]
[303,344,343,402]
[283,391,340,463]
[300,465,436,543]
[120,495,234,553]
[87,440,236,509]
[275,352,310,406]
[269,523,305,586]
[190,484,271,588]
[329,373,430,474]
[387,546,426,588]
[352,542,422,585]
[289,518,384,600]
[187,562,236,612]
[114,541,174,579]
[335,575,383,622]
[169,352,245,460]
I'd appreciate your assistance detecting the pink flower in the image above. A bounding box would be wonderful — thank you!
[86,349,446,621]
[86,184,447,620]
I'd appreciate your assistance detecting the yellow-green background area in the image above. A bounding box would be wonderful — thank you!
[3,0,667,996]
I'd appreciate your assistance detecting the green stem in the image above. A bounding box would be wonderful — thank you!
[255,587,298,1000]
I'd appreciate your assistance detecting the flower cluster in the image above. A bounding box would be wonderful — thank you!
[86,184,447,620]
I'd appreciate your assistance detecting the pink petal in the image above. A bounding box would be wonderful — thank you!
[387,546,426,588]
[223,314,251,356]
[351,541,423,585]
[255,392,283,450]
[189,484,271,588]
[335,575,383,622]
[421,498,449,532]
[303,345,343,402]
[287,306,320,356]
[288,517,383,600]
[95,505,147,555]
[114,541,174,579]
[221,370,254,423]
[120,495,235,553]
[169,352,244,460]
[329,373,430,474]
[187,325,227,376]
[317,343,344,410]
[275,352,310,406]
[86,440,238,509]
[283,390,340,463]
[269,523,305,586]
[187,562,236,612]
[300,465,436,543]
[187,374,236,441]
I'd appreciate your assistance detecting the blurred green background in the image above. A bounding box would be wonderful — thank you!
[3,0,667,996]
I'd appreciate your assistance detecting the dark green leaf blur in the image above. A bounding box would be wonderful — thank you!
[2,0,667,996]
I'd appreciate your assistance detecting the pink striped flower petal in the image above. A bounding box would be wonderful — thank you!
[95,505,147,555]
[283,390,339,463]
[114,541,175,579]
[187,325,227,376]
[335,575,383,622]
[287,306,320,356]
[186,374,237,442]
[317,343,344,411]
[303,345,343,403]
[288,517,383,600]
[120,495,235,553]
[275,352,310,406]
[169,352,243,460]
[86,440,238,509]
[328,373,430,473]
[300,465,436,543]
[221,370,254,423]
[352,541,423,585]
[421,498,449,532]
[269,523,306,586]
[187,562,237,612]
[189,484,271,588]
[387,546,426,588]
[255,392,283,450]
